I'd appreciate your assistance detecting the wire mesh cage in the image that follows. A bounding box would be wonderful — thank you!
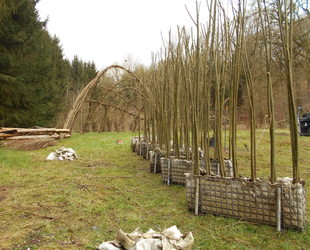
[185,174,306,231]
[149,150,164,173]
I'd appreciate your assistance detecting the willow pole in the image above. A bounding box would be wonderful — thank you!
[257,0,276,183]
[241,52,257,181]
[185,1,201,175]
[277,0,299,183]
[229,0,245,178]
[212,1,226,176]
[201,0,214,175]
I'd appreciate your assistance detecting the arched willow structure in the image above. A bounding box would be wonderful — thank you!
[131,0,306,231]
[63,65,148,133]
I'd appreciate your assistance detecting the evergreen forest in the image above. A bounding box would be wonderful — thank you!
[0,0,97,128]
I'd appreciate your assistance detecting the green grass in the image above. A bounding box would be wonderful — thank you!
[0,130,309,249]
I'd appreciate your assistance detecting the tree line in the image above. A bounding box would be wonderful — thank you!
[0,0,97,128]
[72,0,309,134]
[0,0,308,132]
[112,0,309,182]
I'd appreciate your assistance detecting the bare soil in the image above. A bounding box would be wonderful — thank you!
[0,186,9,202]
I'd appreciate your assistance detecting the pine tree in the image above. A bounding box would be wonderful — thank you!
[0,0,97,127]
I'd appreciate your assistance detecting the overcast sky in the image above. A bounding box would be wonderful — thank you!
[37,0,210,70]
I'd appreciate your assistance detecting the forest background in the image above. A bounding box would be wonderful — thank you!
[0,0,309,132]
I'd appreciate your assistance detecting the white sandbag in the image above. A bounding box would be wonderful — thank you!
[162,225,182,241]
[98,226,194,250]
[116,229,135,249]
[128,228,143,241]
[46,147,78,161]
[143,229,160,239]
[65,147,76,154]
[162,237,179,250]
[46,152,57,160]
[174,232,194,250]
[132,239,162,250]
[98,242,122,250]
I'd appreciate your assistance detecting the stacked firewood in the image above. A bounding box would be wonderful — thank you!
[0,127,71,140]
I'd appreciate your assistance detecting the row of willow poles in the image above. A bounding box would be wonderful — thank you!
[138,0,300,183]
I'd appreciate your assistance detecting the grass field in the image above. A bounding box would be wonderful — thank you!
[0,130,309,249]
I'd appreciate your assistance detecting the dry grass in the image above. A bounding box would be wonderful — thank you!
[0,130,309,249]
[1,138,56,151]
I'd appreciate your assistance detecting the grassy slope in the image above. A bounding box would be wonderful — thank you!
[0,131,309,249]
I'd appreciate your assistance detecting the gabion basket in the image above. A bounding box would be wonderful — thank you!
[149,150,164,173]
[185,174,306,231]
[210,158,234,177]
[161,158,192,185]
[131,137,138,152]
[161,157,234,185]
[141,142,155,159]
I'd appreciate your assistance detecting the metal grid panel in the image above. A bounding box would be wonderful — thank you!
[186,175,306,230]
[150,151,164,173]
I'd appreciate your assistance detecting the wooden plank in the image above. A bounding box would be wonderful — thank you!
[16,128,70,133]
[0,129,18,134]
[0,127,21,130]
[0,133,19,138]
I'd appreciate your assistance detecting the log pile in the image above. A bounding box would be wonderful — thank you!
[0,127,71,140]
[0,127,71,150]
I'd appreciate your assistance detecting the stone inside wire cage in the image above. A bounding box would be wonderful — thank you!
[185,175,306,231]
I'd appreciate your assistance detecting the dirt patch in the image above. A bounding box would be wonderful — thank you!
[0,186,9,202]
